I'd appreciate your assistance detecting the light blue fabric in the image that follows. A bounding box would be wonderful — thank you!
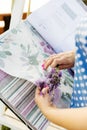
[70,17,87,108]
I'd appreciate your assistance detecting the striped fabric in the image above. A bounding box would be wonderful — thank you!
[0,70,8,81]
[0,70,48,130]
[0,69,73,130]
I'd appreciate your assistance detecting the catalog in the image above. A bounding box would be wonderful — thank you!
[0,0,86,130]
[0,0,86,83]
[28,0,87,52]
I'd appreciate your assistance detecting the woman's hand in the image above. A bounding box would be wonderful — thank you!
[35,87,55,114]
[44,50,75,70]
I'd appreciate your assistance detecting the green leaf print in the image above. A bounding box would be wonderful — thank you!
[29,55,39,65]
[0,59,5,68]
[4,51,12,55]
[0,51,12,58]
[20,44,26,50]
[11,28,18,34]
[20,44,39,65]
[0,51,6,58]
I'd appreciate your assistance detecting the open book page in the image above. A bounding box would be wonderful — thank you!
[28,0,87,52]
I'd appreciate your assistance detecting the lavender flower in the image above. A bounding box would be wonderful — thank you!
[40,41,54,55]
[36,67,62,104]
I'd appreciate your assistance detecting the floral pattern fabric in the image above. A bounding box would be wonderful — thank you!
[0,20,54,83]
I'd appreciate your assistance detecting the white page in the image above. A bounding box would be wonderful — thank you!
[28,0,87,53]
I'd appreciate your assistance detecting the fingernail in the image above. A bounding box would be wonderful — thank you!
[40,91,44,95]
[42,64,45,70]
[44,85,48,88]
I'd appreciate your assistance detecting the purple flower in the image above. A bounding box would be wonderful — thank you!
[40,42,45,46]
[44,46,54,55]
[35,67,62,105]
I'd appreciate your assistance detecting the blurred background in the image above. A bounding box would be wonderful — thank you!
[0,0,87,34]
[0,0,49,34]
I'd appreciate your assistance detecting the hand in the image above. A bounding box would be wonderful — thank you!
[35,87,55,114]
[44,50,75,70]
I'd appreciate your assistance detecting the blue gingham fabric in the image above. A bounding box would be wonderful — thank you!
[70,16,87,108]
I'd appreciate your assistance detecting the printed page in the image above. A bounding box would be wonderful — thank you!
[28,0,87,52]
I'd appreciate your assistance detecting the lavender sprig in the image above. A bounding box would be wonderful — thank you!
[36,66,62,104]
